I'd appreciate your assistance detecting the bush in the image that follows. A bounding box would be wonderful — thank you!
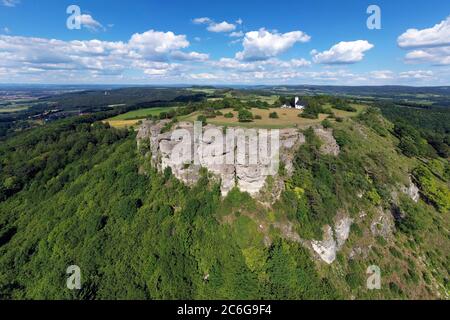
[269,112,279,119]
[300,112,318,119]
[197,115,207,124]
[413,165,450,213]
[254,115,262,120]
[238,109,254,122]
[224,112,234,118]
[321,119,332,128]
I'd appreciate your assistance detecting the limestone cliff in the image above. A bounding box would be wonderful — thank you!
[137,120,306,199]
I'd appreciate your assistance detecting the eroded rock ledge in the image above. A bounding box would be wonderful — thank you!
[137,120,306,199]
[311,215,353,264]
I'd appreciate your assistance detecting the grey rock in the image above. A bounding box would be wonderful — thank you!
[137,121,305,199]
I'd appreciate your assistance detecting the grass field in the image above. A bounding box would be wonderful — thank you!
[105,106,177,128]
[105,104,365,129]
[182,104,365,129]
[0,106,29,113]
[108,107,177,120]
[105,119,142,128]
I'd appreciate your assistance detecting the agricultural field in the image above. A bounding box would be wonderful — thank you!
[105,106,177,128]
[0,105,29,113]
[183,104,365,129]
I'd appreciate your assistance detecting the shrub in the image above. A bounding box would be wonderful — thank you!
[224,112,234,118]
[197,115,207,124]
[269,112,279,119]
[413,165,450,213]
[238,109,254,122]
[254,115,262,120]
[321,119,332,128]
[300,112,318,119]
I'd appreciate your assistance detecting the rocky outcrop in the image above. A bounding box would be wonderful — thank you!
[137,120,305,198]
[313,127,340,156]
[401,176,420,203]
[279,129,306,175]
[335,216,353,248]
[370,207,395,239]
[311,226,337,264]
[311,215,353,264]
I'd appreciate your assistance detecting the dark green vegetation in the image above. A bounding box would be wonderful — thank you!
[238,109,254,122]
[0,117,340,299]
[0,85,449,300]
[0,87,205,139]
[375,101,450,158]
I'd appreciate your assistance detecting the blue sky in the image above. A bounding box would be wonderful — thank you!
[0,0,449,85]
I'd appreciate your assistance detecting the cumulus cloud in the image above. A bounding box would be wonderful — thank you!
[170,51,209,61]
[399,70,434,79]
[211,57,310,73]
[193,17,236,33]
[404,47,450,66]
[369,70,395,79]
[236,28,311,61]
[397,16,450,49]
[229,31,244,38]
[289,58,311,67]
[207,21,236,33]
[129,30,189,58]
[193,17,212,25]
[312,40,374,64]
[0,29,209,82]
[2,0,19,7]
[189,73,218,80]
[397,16,450,66]
[79,14,105,32]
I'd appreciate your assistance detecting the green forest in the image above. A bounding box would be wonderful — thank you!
[0,93,449,300]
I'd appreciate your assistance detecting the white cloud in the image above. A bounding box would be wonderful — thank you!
[2,27,10,34]
[236,28,311,61]
[229,31,244,38]
[2,0,19,7]
[370,70,395,79]
[193,17,236,33]
[236,18,243,25]
[312,40,374,64]
[129,30,189,57]
[405,47,450,66]
[189,73,218,80]
[397,17,450,66]
[193,17,212,25]
[397,16,450,48]
[0,29,209,82]
[207,21,236,33]
[170,51,209,61]
[211,57,310,73]
[79,14,105,32]
[399,70,434,79]
[289,58,311,68]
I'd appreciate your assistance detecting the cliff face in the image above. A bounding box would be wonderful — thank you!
[137,120,359,264]
[137,120,306,199]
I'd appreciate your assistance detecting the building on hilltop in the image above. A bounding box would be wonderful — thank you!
[281,96,305,110]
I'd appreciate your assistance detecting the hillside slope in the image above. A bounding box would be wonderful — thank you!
[0,109,448,299]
